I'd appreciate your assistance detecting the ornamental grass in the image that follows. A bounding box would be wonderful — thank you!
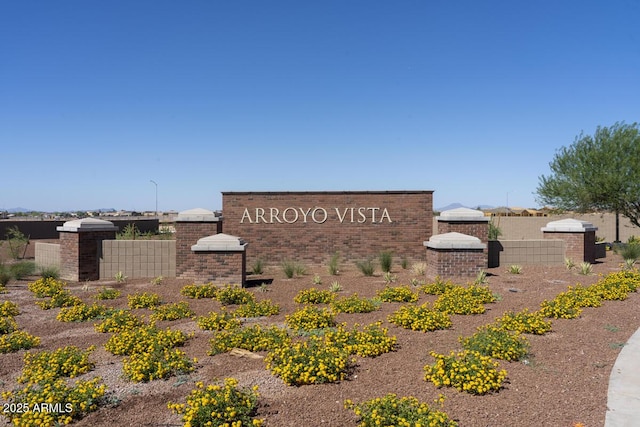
[388,303,452,332]
[345,393,458,427]
[424,350,507,395]
[168,378,264,427]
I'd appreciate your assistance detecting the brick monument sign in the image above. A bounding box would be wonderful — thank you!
[221,191,433,264]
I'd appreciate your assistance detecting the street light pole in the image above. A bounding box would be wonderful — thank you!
[150,180,158,218]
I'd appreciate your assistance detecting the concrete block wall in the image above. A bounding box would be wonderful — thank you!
[34,242,60,268]
[99,240,176,279]
[496,239,565,265]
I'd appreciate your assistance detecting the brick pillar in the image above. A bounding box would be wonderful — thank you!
[437,208,489,266]
[188,233,248,285]
[175,208,223,279]
[542,219,597,263]
[424,232,487,280]
[57,218,117,281]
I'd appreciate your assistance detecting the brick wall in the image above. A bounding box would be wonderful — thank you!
[59,230,116,281]
[437,221,489,244]
[178,251,246,284]
[175,221,222,279]
[425,248,486,279]
[221,191,433,264]
[543,231,596,263]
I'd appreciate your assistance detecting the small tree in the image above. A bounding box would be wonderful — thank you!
[6,226,29,260]
[537,122,640,241]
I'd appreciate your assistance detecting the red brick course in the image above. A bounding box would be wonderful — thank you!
[221,191,433,264]
[543,231,596,263]
[177,251,246,284]
[59,230,116,281]
[425,248,487,279]
[175,221,222,279]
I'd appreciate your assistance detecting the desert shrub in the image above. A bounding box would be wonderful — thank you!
[355,258,376,276]
[507,264,523,274]
[114,271,127,283]
[35,290,83,310]
[9,261,36,280]
[312,274,322,285]
[0,316,18,335]
[208,324,291,355]
[197,311,242,331]
[18,345,96,384]
[123,347,194,382]
[94,287,121,300]
[294,288,336,304]
[328,281,343,292]
[0,300,20,317]
[322,322,396,357]
[151,275,164,286]
[379,250,393,273]
[94,309,145,333]
[232,299,280,318]
[127,292,162,309]
[5,226,29,260]
[376,285,419,303]
[150,301,195,321]
[265,340,352,386]
[345,393,458,427]
[285,306,336,332]
[1,377,106,426]
[578,262,593,275]
[56,303,109,322]
[39,265,60,279]
[0,264,11,286]
[181,283,218,299]
[215,285,255,305]
[0,331,40,353]
[494,309,552,335]
[331,294,381,314]
[28,277,66,298]
[420,277,456,295]
[433,286,488,315]
[104,325,190,356]
[168,378,264,427]
[459,325,529,361]
[617,242,640,261]
[424,350,507,395]
[388,303,452,332]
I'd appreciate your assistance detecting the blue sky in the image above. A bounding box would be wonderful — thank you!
[2,1,638,212]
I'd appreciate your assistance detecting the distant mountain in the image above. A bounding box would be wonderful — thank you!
[6,207,31,213]
[435,203,495,212]
[2,207,116,214]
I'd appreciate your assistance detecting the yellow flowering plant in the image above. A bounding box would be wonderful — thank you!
[215,285,256,305]
[104,325,190,356]
[208,325,291,356]
[285,305,336,332]
[494,309,552,335]
[388,303,453,332]
[322,322,397,357]
[27,277,66,298]
[459,325,529,361]
[231,299,280,318]
[127,292,163,309]
[0,300,20,317]
[197,310,242,331]
[294,287,336,304]
[56,303,109,322]
[0,315,18,335]
[150,301,195,321]
[35,290,83,309]
[376,285,419,303]
[18,345,96,384]
[424,350,507,395]
[330,293,381,314]
[180,283,218,299]
[0,330,40,353]
[167,378,264,427]
[345,393,458,427]
[94,309,145,333]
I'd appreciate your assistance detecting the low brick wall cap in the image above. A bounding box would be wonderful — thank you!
[192,233,247,252]
[437,207,489,222]
[177,208,221,222]
[56,218,118,232]
[541,218,597,233]
[424,232,486,249]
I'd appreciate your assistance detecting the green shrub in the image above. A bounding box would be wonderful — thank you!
[9,261,36,280]
[355,258,376,276]
[328,252,340,275]
[379,250,393,273]
[39,265,60,279]
[617,242,640,261]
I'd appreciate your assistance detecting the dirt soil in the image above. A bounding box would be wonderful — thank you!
[1,252,638,427]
